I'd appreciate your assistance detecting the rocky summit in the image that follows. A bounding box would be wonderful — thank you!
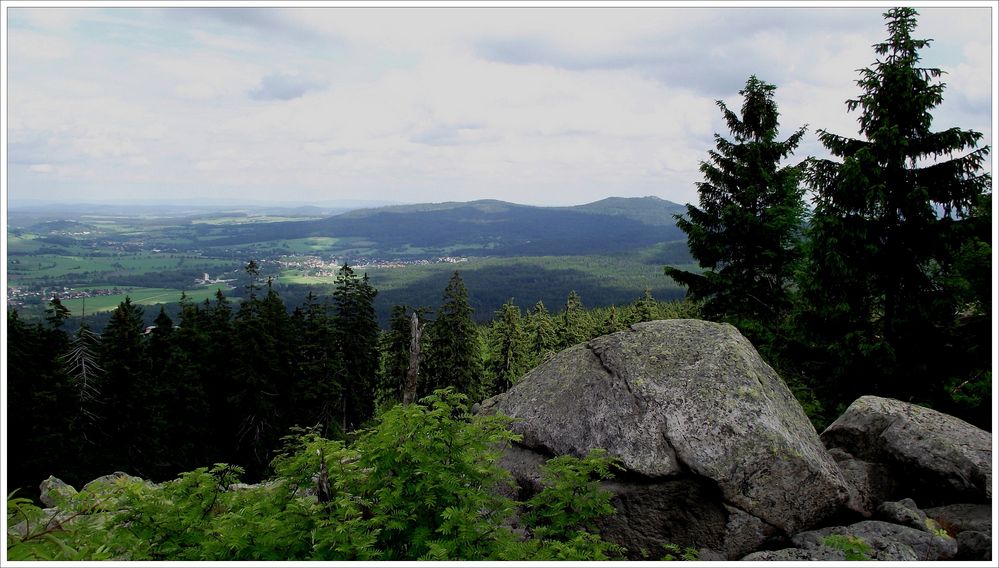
[479,319,852,558]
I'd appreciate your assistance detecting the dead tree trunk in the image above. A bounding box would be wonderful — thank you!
[402,312,425,404]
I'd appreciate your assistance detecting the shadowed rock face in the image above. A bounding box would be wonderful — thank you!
[821,395,992,505]
[480,319,850,551]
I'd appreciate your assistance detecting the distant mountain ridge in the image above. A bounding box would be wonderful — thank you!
[208,196,687,257]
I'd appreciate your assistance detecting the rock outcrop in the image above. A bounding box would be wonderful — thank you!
[821,395,992,505]
[924,503,993,560]
[480,319,850,558]
[791,520,958,561]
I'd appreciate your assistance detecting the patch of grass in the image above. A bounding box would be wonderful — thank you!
[59,288,225,316]
[822,534,872,560]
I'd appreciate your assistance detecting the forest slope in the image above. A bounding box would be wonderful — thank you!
[200,196,687,256]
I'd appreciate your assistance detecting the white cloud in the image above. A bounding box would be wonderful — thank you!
[4,5,993,207]
[9,30,73,61]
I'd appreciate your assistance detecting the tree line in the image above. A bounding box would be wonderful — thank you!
[665,8,991,429]
[7,259,688,499]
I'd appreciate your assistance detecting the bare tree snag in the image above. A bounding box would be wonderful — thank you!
[402,312,425,404]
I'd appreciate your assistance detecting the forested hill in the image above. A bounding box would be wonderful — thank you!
[203,196,687,256]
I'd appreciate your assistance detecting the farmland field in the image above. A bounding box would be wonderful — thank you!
[58,287,226,316]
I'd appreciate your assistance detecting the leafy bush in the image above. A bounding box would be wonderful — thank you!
[7,389,626,561]
[660,542,701,560]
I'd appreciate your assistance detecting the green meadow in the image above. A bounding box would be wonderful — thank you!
[59,287,225,316]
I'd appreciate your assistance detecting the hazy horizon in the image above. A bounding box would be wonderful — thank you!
[6,193,680,212]
[3,2,994,209]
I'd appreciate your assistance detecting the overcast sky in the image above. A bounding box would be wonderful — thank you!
[3,2,994,207]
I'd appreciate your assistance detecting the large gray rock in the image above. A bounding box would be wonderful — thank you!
[741,547,847,561]
[924,503,992,535]
[39,476,77,508]
[876,498,931,533]
[924,503,992,561]
[827,448,897,517]
[954,531,992,561]
[81,471,146,493]
[480,319,850,545]
[793,520,958,561]
[821,396,991,504]
[597,477,729,557]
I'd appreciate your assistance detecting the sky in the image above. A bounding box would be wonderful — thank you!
[2,1,995,207]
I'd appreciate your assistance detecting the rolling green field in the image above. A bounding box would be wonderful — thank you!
[8,251,237,285]
[58,287,226,316]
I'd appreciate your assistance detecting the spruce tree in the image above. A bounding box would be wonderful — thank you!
[630,288,658,324]
[486,299,529,396]
[525,300,558,368]
[558,291,594,349]
[332,265,380,431]
[159,298,213,473]
[231,268,288,474]
[98,297,148,474]
[799,8,991,412]
[665,75,806,348]
[292,291,340,436]
[6,310,80,495]
[425,271,483,398]
[665,76,805,345]
[601,305,623,335]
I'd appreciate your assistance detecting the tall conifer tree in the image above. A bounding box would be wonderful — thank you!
[425,271,483,398]
[665,75,806,348]
[486,299,528,396]
[558,291,594,349]
[98,297,148,474]
[799,8,991,411]
[332,265,380,431]
[525,300,558,367]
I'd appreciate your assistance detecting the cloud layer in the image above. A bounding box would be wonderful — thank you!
[5,5,993,206]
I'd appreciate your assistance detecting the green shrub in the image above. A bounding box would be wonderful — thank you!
[7,389,626,561]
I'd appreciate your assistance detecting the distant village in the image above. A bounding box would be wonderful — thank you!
[6,285,129,309]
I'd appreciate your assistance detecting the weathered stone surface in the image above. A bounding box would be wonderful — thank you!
[718,504,782,559]
[741,546,847,561]
[924,503,992,535]
[39,476,77,508]
[598,477,729,559]
[924,503,992,560]
[955,530,992,561]
[481,319,849,536]
[827,448,897,517]
[495,443,548,501]
[81,471,146,493]
[793,520,958,561]
[497,441,732,560]
[877,498,930,533]
[821,396,992,504]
